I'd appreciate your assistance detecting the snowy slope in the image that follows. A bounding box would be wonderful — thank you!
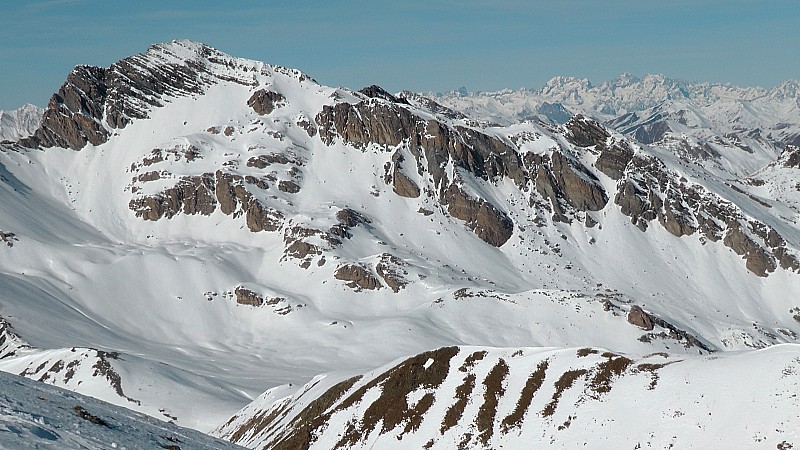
[0,41,799,447]
[0,368,243,449]
[215,344,800,449]
[0,104,43,142]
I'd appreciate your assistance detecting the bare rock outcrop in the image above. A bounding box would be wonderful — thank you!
[21,66,109,150]
[532,151,608,223]
[612,153,798,276]
[595,142,634,180]
[234,287,264,307]
[375,253,409,293]
[627,305,654,330]
[129,173,216,220]
[22,41,258,150]
[442,184,513,247]
[392,170,420,198]
[358,85,409,104]
[334,264,382,291]
[564,115,609,148]
[247,89,286,115]
[246,199,284,232]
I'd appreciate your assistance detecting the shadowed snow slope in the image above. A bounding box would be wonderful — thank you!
[0,369,243,449]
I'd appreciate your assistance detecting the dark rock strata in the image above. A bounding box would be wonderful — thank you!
[442,184,513,247]
[248,89,286,115]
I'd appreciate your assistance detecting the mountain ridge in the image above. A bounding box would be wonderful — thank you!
[0,40,799,448]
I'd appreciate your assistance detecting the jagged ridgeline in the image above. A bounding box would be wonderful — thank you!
[2,40,800,449]
[15,41,799,277]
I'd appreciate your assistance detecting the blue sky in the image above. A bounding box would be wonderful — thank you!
[1,0,798,109]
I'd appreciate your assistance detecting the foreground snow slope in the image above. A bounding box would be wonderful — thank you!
[0,40,798,445]
[215,344,800,449]
[0,369,243,449]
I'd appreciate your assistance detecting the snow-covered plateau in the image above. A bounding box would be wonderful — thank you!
[0,40,798,448]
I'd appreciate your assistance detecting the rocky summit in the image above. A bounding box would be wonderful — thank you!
[0,40,799,449]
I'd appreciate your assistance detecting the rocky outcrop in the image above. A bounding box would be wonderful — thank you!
[247,89,286,115]
[234,287,264,307]
[375,253,409,293]
[334,264,382,291]
[246,199,284,232]
[627,305,654,330]
[442,184,513,247]
[129,173,216,220]
[279,209,370,269]
[22,41,259,150]
[392,169,420,198]
[278,180,301,194]
[612,153,799,276]
[215,171,249,216]
[564,116,609,148]
[21,66,109,150]
[358,85,408,104]
[315,99,526,245]
[0,231,17,248]
[315,100,525,188]
[532,151,608,223]
[723,224,776,277]
[595,142,634,180]
[780,145,800,168]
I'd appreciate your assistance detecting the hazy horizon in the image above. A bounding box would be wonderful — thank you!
[2,0,799,110]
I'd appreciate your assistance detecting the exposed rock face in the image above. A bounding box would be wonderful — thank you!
[392,169,420,198]
[234,287,264,307]
[335,208,371,229]
[780,145,800,168]
[564,116,609,148]
[0,231,17,248]
[129,173,216,220]
[595,142,634,180]
[22,41,259,150]
[214,170,249,216]
[22,66,109,150]
[611,152,798,276]
[247,89,286,115]
[723,224,776,277]
[315,100,525,188]
[246,199,284,232]
[442,184,513,247]
[334,264,382,291]
[548,152,607,211]
[0,316,32,359]
[627,305,654,330]
[315,99,525,245]
[278,180,300,194]
[375,253,409,293]
[532,151,608,223]
[358,85,408,104]
[279,210,370,269]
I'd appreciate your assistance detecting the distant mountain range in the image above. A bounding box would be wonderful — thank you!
[0,41,798,449]
[0,103,43,142]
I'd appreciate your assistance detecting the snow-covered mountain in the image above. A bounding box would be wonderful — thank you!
[216,345,800,449]
[0,103,43,142]
[0,368,243,449]
[429,74,800,178]
[0,40,799,448]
